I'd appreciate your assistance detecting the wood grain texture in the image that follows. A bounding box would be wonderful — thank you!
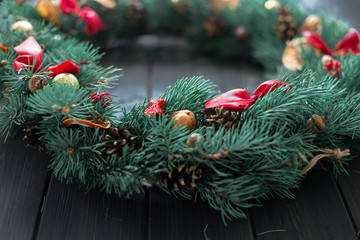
[0,138,49,240]
[337,158,360,233]
[36,178,147,240]
[148,189,255,240]
[251,170,358,240]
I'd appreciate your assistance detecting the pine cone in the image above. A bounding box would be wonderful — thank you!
[274,7,298,41]
[23,123,46,152]
[102,127,135,156]
[127,1,146,22]
[160,162,202,191]
[206,107,241,130]
[203,16,226,38]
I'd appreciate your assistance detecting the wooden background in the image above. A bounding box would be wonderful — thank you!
[1,0,360,239]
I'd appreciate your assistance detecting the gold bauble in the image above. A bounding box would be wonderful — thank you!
[209,0,240,13]
[282,38,305,71]
[303,15,322,35]
[11,21,33,32]
[168,110,196,130]
[52,73,79,87]
[36,0,60,26]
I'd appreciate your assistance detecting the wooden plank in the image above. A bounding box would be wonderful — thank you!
[150,60,221,99]
[219,63,263,93]
[337,158,360,233]
[36,178,148,240]
[0,137,49,240]
[148,189,254,240]
[251,170,358,240]
[148,61,255,240]
[36,57,150,240]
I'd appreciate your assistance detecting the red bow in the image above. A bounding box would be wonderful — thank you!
[60,0,104,36]
[13,36,43,72]
[144,99,166,117]
[204,80,290,111]
[47,60,80,77]
[303,30,360,56]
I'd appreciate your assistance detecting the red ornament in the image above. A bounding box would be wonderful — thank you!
[91,92,113,107]
[302,29,360,56]
[79,7,104,36]
[60,0,80,15]
[13,36,43,72]
[323,59,342,78]
[204,89,255,111]
[252,79,290,100]
[144,99,166,117]
[47,60,80,77]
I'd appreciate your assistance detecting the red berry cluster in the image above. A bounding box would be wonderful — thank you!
[91,92,113,107]
[323,59,342,78]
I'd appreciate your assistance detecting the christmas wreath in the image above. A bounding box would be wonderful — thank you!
[1,0,360,222]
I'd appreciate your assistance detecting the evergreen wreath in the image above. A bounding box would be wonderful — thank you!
[1,0,360,223]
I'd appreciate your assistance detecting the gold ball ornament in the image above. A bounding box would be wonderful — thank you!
[28,75,49,93]
[52,73,79,87]
[282,38,305,71]
[168,110,196,131]
[303,15,322,35]
[11,21,33,33]
[36,0,60,26]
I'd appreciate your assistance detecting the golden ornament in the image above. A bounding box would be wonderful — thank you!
[36,0,60,26]
[209,0,240,13]
[234,26,248,40]
[168,110,196,131]
[93,0,116,9]
[282,38,307,71]
[28,75,49,93]
[302,15,322,35]
[11,21,33,33]
[52,73,79,87]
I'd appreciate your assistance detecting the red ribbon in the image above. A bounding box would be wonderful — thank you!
[47,60,80,77]
[204,80,290,111]
[13,36,43,72]
[303,30,360,56]
[60,0,104,36]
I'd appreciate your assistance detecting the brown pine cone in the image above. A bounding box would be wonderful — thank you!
[159,162,202,192]
[127,1,146,22]
[23,123,46,152]
[102,127,135,156]
[203,16,226,38]
[206,107,241,130]
[274,6,298,41]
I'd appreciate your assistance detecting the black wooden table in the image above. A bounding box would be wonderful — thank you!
[2,0,360,239]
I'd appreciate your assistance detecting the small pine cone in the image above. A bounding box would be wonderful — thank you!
[160,162,202,191]
[274,7,298,41]
[102,127,135,156]
[127,1,146,22]
[206,107,241,130]
[203,16,226,38]
[23,123,46,152]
